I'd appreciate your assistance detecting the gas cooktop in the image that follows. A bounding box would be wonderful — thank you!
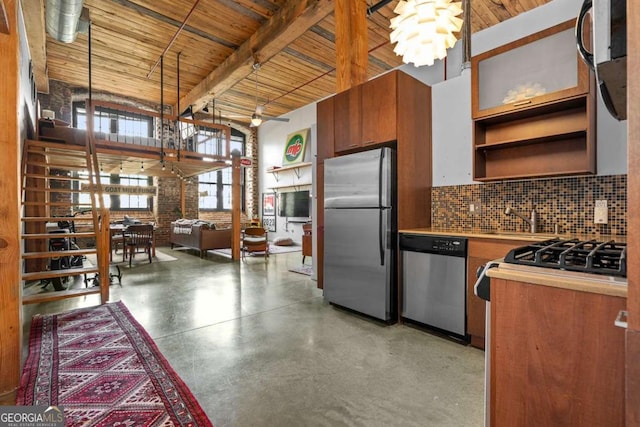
[504,238,627,278]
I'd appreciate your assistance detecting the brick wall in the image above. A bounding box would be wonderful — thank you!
[39,80,73,123]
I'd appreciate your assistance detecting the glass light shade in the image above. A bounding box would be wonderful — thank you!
[251,113,263,127]
[390,0,463,67]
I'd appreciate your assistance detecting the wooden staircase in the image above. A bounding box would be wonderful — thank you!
[21,135,111,305]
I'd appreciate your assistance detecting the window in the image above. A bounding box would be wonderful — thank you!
[199,129,246,211]
[199,170,231,210]
[73,171,111,210]
[117,175,151,209]
[73,102,153,137]
[72,173,152,211]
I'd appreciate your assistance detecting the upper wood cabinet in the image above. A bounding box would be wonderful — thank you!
[472,20,590,120]
[472,20,596,181]
[334,72,398,153]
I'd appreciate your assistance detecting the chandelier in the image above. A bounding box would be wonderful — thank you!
[389,0,464,67]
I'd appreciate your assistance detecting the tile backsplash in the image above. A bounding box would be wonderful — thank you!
[431,175,626,236]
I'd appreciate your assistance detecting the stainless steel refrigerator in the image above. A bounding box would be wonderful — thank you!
[323,147,396,322]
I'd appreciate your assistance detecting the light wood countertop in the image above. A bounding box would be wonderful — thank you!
[399,228,626,243]
[487,264,628,298]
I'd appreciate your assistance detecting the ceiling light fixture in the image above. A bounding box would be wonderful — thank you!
[140,161,144,172]
[251,113,263,127]
[389,0,464,67]
[171,164,174,174]
[162,162,166,171]
[250,62,264,127]
[120,162,123,173]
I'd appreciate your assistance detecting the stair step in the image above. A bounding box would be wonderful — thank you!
[26,140,87,151]
[22,201,88,207]
[23,173,84,181]
[22,216,95,222]
[22,266,99,281]
[22,232,97,239]
[22,249,97,259]
[26,161,88,171]
[22,187,86,194]
[23,287,101,305]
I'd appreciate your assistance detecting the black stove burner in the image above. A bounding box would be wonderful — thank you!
[504,238,627,277]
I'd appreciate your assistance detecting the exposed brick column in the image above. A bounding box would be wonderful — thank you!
[154,176,182,246]
[245,127,259,219]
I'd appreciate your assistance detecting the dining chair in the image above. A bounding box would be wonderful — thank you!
[241,227,269,261]
[124,224,154,267]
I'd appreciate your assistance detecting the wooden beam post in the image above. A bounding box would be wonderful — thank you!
[0,0,22,402]
[627,1,640,425]
[20,0,48,93]
[335,0,368,92]
[231,153,241,260]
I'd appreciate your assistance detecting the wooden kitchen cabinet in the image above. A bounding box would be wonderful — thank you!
[334,71,398,153]
[472,20,596,181]
[467,238,530,349]
[491,278,625,426]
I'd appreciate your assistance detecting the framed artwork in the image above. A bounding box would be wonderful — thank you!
[262,193,276,232]
[282,128,310,165]
[262,193,276,216]
[262,216,276,232]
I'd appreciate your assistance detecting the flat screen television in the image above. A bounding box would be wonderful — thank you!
[278,190,310,217]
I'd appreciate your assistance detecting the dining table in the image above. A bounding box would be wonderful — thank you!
[109,223,156,261]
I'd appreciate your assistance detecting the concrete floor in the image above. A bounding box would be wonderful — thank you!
[22,247,485,427]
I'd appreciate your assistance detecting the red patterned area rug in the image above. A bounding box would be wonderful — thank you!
[17,301,213,427]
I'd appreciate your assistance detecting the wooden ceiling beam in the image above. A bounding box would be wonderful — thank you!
[20,0,49,93]
[178,0,334,115]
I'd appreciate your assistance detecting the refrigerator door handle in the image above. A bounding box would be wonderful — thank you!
[378,148,385,209]
[379,208,385,266]
[378,150,385,266]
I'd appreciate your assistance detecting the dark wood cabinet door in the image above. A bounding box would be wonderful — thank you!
[360,72,397,146]
[467,255,488,349]
[492,279,625,426]
[333,87,361,153]
[467,238,531,348]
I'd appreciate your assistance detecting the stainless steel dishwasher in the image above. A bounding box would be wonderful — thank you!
[400,234,467,339]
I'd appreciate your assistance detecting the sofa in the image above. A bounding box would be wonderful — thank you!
[170,220,232,258]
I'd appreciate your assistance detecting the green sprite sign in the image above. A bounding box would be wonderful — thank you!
[282,128,309,165]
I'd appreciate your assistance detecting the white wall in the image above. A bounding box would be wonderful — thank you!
[258,103,317,241]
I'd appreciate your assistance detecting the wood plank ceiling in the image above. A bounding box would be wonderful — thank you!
[29,0,552,127]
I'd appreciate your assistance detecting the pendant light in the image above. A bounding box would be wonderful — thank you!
[389,0,464,67]
[250,63,263,127]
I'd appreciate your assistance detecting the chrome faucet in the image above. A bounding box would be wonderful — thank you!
[504,206,538,234]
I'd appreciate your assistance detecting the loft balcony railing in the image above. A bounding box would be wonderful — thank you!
[89,101,232,161]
